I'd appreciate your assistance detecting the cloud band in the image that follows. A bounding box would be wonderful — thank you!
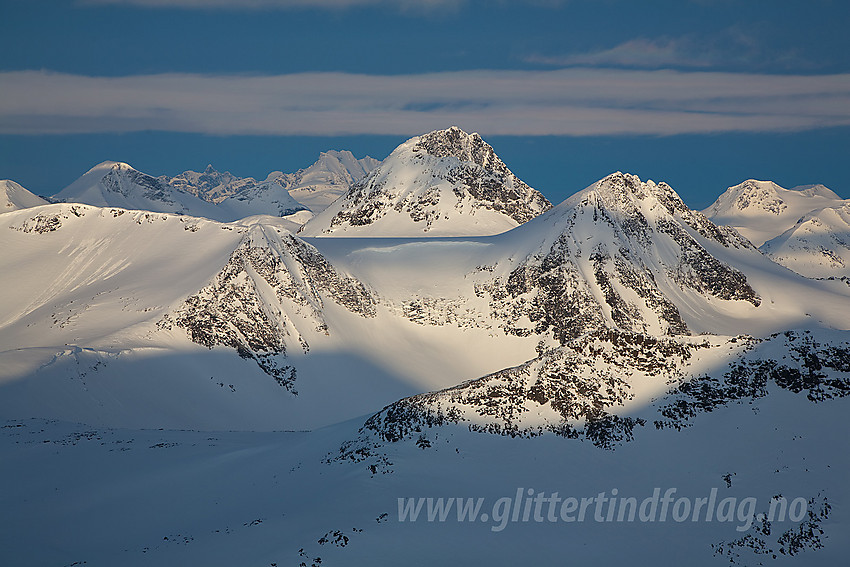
[2,69,849,137]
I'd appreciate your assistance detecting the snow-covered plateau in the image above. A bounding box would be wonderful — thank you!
[1,128,849,566]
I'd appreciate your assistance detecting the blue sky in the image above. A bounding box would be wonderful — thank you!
[1,0,849,208]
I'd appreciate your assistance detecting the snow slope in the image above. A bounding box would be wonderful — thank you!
[1,179,48,212]
[703,179,845,247]
[0,204,541,430]
[299,127,552,237]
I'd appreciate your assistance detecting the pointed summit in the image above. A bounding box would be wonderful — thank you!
[299,127,551,237]
[497,172,760,340]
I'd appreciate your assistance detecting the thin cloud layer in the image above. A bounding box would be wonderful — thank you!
[2,69,849,137]
[528,38,715,69]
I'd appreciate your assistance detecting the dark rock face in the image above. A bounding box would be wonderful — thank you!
[162,229,375,392]
[490,236,611,341]
[657,218,760,306]
[337,330,707,463]
[413,127,552,225]
[656,331,850,430]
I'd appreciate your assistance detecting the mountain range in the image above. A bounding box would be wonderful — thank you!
[1,127,848,566]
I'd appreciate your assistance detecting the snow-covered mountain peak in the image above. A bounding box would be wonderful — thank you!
[762,201,850,279]
[299,128,552,237]
[53,160,227,220]
[525,172,739,253]
[58,160,173,203]
[282,150,379,213]
[1,179,48,213]
[704,179,846,247]
[490,172,761,341]
[574,171,688,214]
